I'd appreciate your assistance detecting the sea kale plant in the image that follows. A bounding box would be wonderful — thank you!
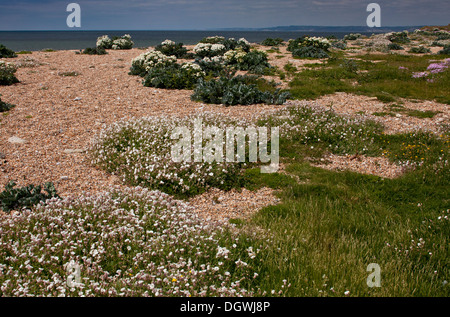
[0,181,59,213]
[79,47,107,55]
[0,186,286,297]
[261,38,284,47]
[155,40,192,59]
[288,36,331,59]
[0,44,17,58]
[96,34,134,50]
[0,61,19,86]
[143,62,205,90]
[224,49,272,75]
[129,50,177,77]
[193,43,227,58]
[191,75,290,106]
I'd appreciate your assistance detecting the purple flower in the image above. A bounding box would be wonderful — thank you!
[427,63,448,73]
[412,71,428,78]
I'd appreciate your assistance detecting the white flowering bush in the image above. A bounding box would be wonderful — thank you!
[199,36,225,44]
[193,43,227,58]
[155,39,191,58]
[96,35,112,49]
[129,50,177,76]
[90,113,253,197]
[224,48,247,64]
[0,186,283,297]
[96,34,133,50]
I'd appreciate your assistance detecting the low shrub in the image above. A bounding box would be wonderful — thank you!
[143,62,205,90]
[191,75,290,106]
[224,49,272,74]
[292,46,329,59]
[388,43,404,50]
[0,44,17,58]
[343,33,362,41]
[96,34,133,50]
[79,47,107,55]
[409,45,431,54]
[388,31,411,44]
[0,181,59,213]
[261,38,284,47]
[129,50,177,77]
[193,43,227,58]
[0,61,19,85]
[0,95,15,112]
[332,41,347,50]
[154,40,192,58]
[438,45,450,55]
[196,56,228,77]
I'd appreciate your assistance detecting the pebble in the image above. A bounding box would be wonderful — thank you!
[8,136,27,144]
[63,148,86,154]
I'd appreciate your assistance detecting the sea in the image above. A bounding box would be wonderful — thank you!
[0,30,375,52]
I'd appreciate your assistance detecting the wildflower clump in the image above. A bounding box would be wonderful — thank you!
[90,113,253,197]
[0,186,276,297]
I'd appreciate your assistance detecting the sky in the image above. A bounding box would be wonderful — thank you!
[0,0,449,30]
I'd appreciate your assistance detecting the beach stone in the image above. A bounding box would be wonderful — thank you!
[8,136,27,144]
[0,152,5,159]
[63,148,86,154]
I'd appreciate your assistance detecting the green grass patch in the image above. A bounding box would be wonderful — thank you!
[288,54,450,104]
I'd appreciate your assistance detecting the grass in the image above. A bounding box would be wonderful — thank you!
[238,106,450,296]
[372,104,441,119]
[288,53,450,104]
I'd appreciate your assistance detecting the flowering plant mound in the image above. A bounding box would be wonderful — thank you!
[129,50,177,77]
[288,37,331,59]
[90,113,253,197]
[0,187,278,297]
[193,43,227,58]
[196,56,228,77]
[0,44,17,58]
[200,37,250,51]
[155,40,191,59]
[96,34,133,50]
[0,61,19,86]
[143,62,205,90]
[411,58,449,82]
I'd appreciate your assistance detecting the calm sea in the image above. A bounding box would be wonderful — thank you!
[0,30,372,52]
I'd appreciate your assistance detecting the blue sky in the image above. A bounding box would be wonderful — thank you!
[0,0,449,30]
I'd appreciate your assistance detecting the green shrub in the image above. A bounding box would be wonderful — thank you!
[0,181,59,213]
[155,40,192,58]
[409,46,431,54]
[438,45,450,55]
[143,63,204,90]
[196,56,228,77]
[225,49,272,74]
[292,46,329,59]
[343,33,362,41]
[96,34,133,50]
[0,44,17,58]
[80,47,107,55]
[129,50,177,77]
[332,41,347,50]
[191,75,290,106]
[0,95,15,112]
[388,31,411,44]
[199,36,225,44]
[261,38,284,46]
[388,43,404,50]
[0,61,19,85]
